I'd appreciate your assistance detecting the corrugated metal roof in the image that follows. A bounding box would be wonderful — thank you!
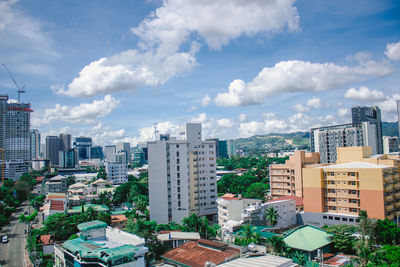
[78,220,107,231]
[283,225,332,252]
[217,254,296,267]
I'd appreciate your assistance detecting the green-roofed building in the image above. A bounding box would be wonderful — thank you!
[67,204,109,214]
[232,226,278,241]
[283,225,332,260]
[54,220,148,267]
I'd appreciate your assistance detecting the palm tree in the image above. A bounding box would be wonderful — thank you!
[265,207,281,232]
[268,235,287,255]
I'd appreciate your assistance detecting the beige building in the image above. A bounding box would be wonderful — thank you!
[270,150,321,198]
[302,146,400,226]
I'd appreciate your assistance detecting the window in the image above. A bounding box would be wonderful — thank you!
[176,144,179,148]
[335,217,340,221]
[323,216,327,219]
[342,218,348,221]
[176,151,179,157]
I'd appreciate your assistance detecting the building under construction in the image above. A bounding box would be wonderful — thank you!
[0,94,32,181]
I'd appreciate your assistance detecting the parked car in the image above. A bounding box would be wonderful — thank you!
[2,235,8,243]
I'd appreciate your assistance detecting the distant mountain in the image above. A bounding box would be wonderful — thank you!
[232,121,398,155]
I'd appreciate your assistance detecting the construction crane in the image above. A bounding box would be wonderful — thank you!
[2,64,25,103]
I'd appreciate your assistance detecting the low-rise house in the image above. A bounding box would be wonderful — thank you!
[232,226,278,243]
[55,220,148,267]
[39,235,55,255]
[110,215,128,228]
[43,199,66,220]
[161,239,241,267]
[45,175,67,193]
[67,182,99,206]
[217,254,297,267]
[157,231,201,248]
[283,225,332,260]
[67,204,109,215]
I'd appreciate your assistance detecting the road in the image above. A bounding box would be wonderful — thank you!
[0,202,29,267]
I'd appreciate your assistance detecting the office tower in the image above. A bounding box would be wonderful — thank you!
[383,136,399,154]
[218,140,228,158]
[30,129,41,160]
[60,133,72,150]
[0,95,32,180]
[104,145,116,162]
[148,123,217,224]
[270,150,321,198]
[397,100,400,138]
[351,106,383,154]
[116,142,130,163]
[226,139,236,157]
[116,151,127,164]
[59,149,77,168]
[310,122,378,163]
[90,145,104,159]
[73,136,92,160]
[302,146,400,227]
[46,136,63,165]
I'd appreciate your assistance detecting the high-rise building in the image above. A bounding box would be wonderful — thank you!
[383,136,399,154]
[270,150,321,198]
[73,137,92,160]
[310,122,378,163]
[148,123,217,224]
[46,136,63,166]
[302,146,400,226]
[227,139,236,157]
[90,145,103,159]
[116,142,130,164]
[30,129,41,160]
[397,100,400,138]
[105,162,128,184]
[351,106,383,154]
[218,140,228,158]
[59,149,78,168]
[104,145,116,162]
[60,133,72,150]
[0,95,32,180]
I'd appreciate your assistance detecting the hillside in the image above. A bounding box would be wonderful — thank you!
[233,121,398,155]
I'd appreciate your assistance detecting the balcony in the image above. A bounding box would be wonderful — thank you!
[340,202,359,208]
[395,202,400,208]
[326,184,336,189]
[395,192,400,199]
[385,204,394,211]
[385,195,394,202]
[395,184,400,190]
[326,192,337,198]
[385,185,394,192]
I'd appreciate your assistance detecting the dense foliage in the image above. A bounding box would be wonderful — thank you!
[324,224,357,254]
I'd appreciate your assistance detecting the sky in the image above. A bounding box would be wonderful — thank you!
[0,0,400,146]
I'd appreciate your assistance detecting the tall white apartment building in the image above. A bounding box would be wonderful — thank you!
[30,129,41,160]
[105,161,128,185]
[148,123,217,224]
[104,145,116,163]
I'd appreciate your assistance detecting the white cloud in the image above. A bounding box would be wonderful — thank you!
[201,94,211,107]
[306,97,322,109]
[32,95,120,127]
[238,114,247,122]
[385,40,400,61]
[344,86,386,102]
[337,108,350,118]
[0,0,59,74]
[186,105,198,112]
[214,57,393,107]
[60,0,299,97]
[377,94,400,121]
[217,118,233,128]
[293,103,309,112]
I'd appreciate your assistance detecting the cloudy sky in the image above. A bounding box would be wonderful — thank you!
[1,0,400,145]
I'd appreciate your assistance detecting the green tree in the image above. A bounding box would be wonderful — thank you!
[268,235,287,255]
[244,182,268,200]
[85,206,97,221]
[234,224,261,246]
[97,166,107,179]
[97,212,111,225]
[373,218,400,245]
[325,224,357,254]
[66,176,76,187]
[264,207,280,232]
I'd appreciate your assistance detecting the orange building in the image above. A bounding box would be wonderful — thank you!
[302,146,400,226]
[270,150,321,198]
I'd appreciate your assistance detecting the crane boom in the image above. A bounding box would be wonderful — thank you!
[2,64,25,102]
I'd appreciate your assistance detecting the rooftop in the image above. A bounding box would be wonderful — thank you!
[233,226,277,240]
[40,235,54,245]
[217,254,296,267]
[78,220,108,231]
[270,196,303,207]
[157,231,201,242]
[50,200,65,211]
[67,204,109,214]
[162,240,240,267]
[283,225,332,252]
[320,162,392,169]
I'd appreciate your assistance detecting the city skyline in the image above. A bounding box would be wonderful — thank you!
[1,0,400,146]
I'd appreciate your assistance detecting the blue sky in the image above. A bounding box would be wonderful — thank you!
[1,0,400,145]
